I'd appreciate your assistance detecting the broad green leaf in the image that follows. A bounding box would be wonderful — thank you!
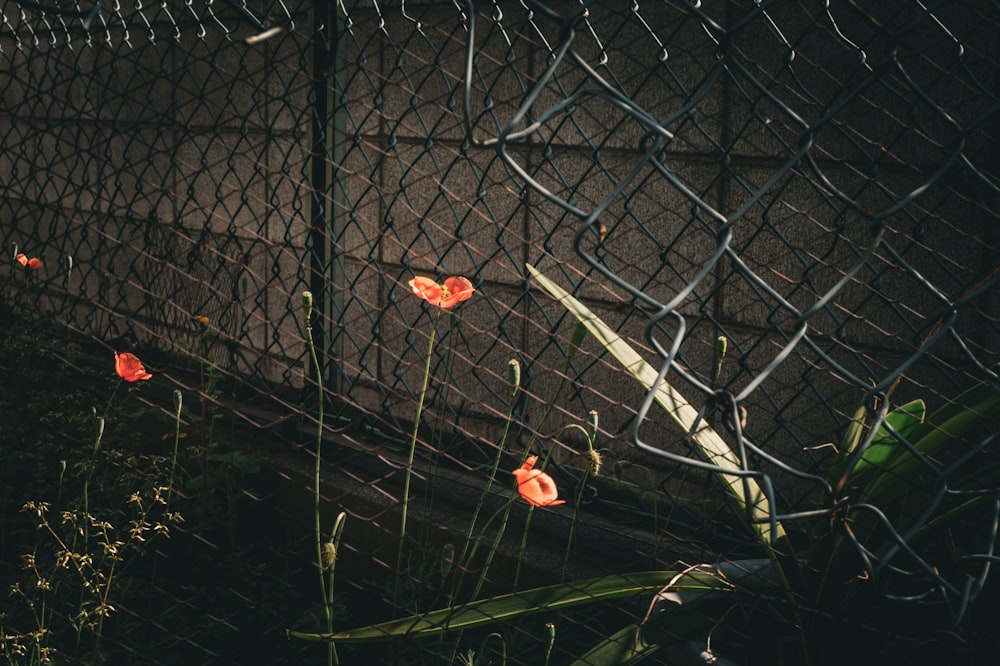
[569,621,657,665]
[830,400,926,485]
[288,571,723,644]
[849,400,926,481]
[844,384,1000,552]
[828,402,869,484]
[572,563,777,666]
[862,384,1000,507]
[526,264,785,546]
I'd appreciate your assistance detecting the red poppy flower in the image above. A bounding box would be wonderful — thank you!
[15,253,42,270]
[512,456,565,507]
[114,351,153,382]
[408,275,475,309]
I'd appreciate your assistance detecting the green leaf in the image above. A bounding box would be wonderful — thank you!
[572,562,778,666]
[848,399,926,481]
[862,384,1000,507]
[526,264,785,546]
[828,402,869,483]
[566,322,589,362]
[287,571,726,644]
[569,621,656,665]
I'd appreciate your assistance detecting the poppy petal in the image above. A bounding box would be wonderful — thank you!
[115,351,153,382]
[409,276,444,306]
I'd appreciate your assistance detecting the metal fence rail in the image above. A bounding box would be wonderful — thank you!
[2,0,998,663]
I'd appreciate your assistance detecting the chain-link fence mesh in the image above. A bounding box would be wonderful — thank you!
[2,0,998,663]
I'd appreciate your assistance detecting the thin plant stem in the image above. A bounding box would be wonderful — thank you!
[419,314,459,548]
[166,390,183,512]
[562,465,591,583]
[446,495,519,664]
[394,312,439,609]
[324,513,347,666]
[444,495,518,662]
[469,495,518,601]
[451,359,520,604]
[562,414,599,582]
[512,446,558,590]
[302,291,338,666]
[75,408,106,653]
[543,622,556,666]
[522,322,585,454]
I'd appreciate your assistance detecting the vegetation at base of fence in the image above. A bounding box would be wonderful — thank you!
[0,299,298,664]
[288,265,1000,665]
[0,317,182,664]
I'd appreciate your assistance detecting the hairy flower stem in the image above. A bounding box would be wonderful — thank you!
[166,390,183,512]
[446,496,518,663]
[452,360,520,604]
[75,410,105,653]
[563,415,600,582]
[512,447,557,590]
[394,313,439,609]
[302,292,338,666]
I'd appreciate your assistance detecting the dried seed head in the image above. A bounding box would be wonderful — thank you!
[507,359,521,401]
[321,541,337,571]
[587,448,603,476]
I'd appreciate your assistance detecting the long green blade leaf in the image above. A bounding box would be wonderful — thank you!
[832,399,926,484]
[526,264,785,545]
[289,571,719,644]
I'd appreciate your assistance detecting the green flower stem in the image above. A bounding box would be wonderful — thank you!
[325,513,347,666]
[76,408,106,653]
[447,493,519,663]
[418,314,460,546]
[302,291,338,666]
[563,416,600,582]
[452,360,520,604]
[394,311,439,609]
[469,495,519,601]
[166,390,183,512]
[512,447,558,590]
[562,467,590,583]
[543,622,556,666]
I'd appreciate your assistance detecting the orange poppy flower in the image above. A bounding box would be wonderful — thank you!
[114,351,153,382]
[408,275,475,309]
[512,456,565,507]
[15,253,42,270]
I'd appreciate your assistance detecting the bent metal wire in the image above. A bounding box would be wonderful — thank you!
[457,0,1000,623]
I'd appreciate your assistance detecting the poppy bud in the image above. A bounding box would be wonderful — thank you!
[507,359,521,402]
[302,290,313,324]
[321,541,337,571]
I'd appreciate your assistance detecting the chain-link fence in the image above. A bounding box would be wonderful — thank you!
[2,0,998,663]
